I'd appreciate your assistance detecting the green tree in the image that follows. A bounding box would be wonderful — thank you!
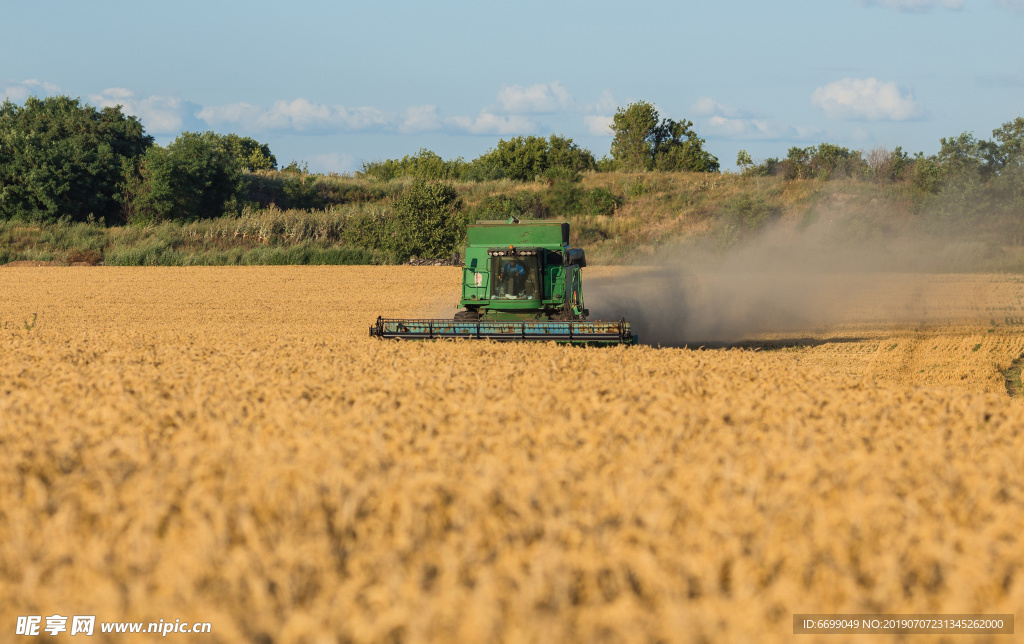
[652,118,720,172]
[780,143,865,180]
[123,131,242,223]
[0,96,153,223]
[478,136,549,181]
[981,118,1024,215]
[888,146,910,182]
[610,101,660,171]
[981,117,1024,176]
[937,132,984,179]
[220,134,277,171]
[610,101,718,172]
[388,180,465,260]
[736,149,753,172]
[810,143,865,179]
[910,152,943,193]
[544,134,597,174]
[472,135,596,181]
[783,146,813,179]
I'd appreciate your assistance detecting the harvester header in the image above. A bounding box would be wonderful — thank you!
[370,219,636,345]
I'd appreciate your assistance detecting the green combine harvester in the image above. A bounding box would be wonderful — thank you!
[369,219,636,345]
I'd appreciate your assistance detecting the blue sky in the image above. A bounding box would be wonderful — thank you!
[2,0,1023,173]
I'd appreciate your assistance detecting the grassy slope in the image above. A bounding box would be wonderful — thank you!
[1,170,1021,269]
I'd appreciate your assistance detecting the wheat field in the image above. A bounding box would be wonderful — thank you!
[1,266,1023,643]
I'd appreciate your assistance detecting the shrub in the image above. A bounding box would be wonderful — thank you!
[581,187,618,217]
[747,157,780,177]
[595,156,617,172]
[781,144,867,180]
[541,166,581,185]
[361,149,467,182]
[911,154,943,194]
[714,194,781,248]
[387,181,466,260]
[471,194,534,221]
[540,179,619,220]
[867,146,910,183]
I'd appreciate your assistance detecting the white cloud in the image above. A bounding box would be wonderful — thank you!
[445,111,536,135]
[689,96,814,140]
[193,82,602,138]
[196,102,264,128]
[399,105,442,133]
[811,78,924,121]
[996,0,1024,10]
[691,97,720,118]
[588,90,616,114]
[89,87,194,133]
[306,152,357,174]
[198,98,391,133]
[1,77,596,140]
[583,115,614,136]
[2,78,61,102]
[704,116,773,138]
[199,97,540,136]
[496,81,573,113]
[691,97,748,119]
[857,0,963,11]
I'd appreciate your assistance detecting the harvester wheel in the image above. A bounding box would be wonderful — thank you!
[454,309,480,321]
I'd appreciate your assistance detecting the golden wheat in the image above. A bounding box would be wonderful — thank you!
[1,266,1022,643]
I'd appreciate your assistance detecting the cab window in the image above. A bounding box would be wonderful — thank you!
[491,256,540,300]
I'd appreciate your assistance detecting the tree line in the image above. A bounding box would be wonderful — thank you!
[2,94,1023,231]
[0,96,719,225]
[0,96,276,225]
[737,119,1024,191]
[360,101,720,181]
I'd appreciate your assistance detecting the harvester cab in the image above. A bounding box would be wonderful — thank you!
[457,219,588,322]
[369,219,635,345]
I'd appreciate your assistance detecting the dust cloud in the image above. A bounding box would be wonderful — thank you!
[586,216,1008,347]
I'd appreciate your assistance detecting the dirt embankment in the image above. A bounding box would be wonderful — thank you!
[3,250,104,267]
[2,261,103,267]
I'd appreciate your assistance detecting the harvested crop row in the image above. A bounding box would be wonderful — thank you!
[1,267,1023,643]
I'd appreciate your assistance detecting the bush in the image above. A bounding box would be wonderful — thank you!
[595,156,617,172]
[581,187,618,217]
[542,181,584,219]
[911,154,943,194]
[866,146,910,183]
[387,181,466,260]
[714,194,781,248]
[780,144,867,180]
[361,149,467,182]
[747,157,780,177]
[471,194,539,221]
[540,179,619,219]
[541,166,581,184]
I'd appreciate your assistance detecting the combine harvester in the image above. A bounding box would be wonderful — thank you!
[369,218,636,345]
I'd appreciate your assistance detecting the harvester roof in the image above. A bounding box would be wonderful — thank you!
[467,221,569,249]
